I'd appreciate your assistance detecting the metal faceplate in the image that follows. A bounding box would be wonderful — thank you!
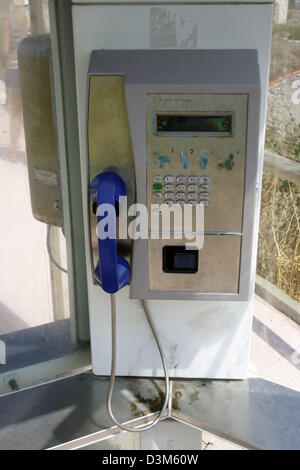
[88,75,136,273]
[147,93,248,232]
[147,93,248,293]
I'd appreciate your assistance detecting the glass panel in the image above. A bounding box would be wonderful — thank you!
[0,0,88,393]
[254,0,300,391]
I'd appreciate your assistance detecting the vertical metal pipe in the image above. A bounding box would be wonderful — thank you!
[29,0,47,35]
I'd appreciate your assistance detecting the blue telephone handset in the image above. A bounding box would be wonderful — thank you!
[90,172,130,293]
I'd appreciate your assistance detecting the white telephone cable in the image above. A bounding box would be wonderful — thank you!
[107,294,170,432]
[46,225,68,274]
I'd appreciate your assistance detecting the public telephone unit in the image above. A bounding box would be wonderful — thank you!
[72,0,273,382]
[88,49,261,301]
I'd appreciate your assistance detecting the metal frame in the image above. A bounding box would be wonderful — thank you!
[49,0,90,342]
[0,0,91,397]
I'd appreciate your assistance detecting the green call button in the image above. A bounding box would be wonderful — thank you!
[153,183,163,190]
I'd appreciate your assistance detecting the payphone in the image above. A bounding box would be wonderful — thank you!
[72,1,274,385]
[88,49,260,301]
[87,49,262,430]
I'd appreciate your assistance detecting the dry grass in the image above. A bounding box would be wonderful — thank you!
[257,122,300,302]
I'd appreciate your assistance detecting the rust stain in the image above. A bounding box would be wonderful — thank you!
[131,392,165,418]
[172,390,182,411]
[269,69,300,87]
[130,383,207,417]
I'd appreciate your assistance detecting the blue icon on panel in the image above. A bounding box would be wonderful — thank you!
[199,150,208,170]
[218,153,235,170]
[199,156,208,170]
[154,152,171,169]
[181,149,189,170]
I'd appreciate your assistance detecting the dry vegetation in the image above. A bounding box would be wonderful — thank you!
[257,8,300,303]
[257,120,300,302]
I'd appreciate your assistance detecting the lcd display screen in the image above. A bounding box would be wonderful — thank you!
[156,114,232,134]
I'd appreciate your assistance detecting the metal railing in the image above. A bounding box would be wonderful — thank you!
[264,149,300,186]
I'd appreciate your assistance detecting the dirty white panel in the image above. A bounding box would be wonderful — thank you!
[72,3,273,378]
[149,7,199,48]
[89,286,253,378]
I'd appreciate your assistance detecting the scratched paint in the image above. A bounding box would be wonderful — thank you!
[150,7,198,49]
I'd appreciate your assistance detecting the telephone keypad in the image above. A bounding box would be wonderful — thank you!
[153,172,210,207]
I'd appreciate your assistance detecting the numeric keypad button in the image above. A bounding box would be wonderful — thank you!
[165,175,175,183]
[199,176,210,184]
[176,176,186,183]
[188,176,198,183]
[153,175,163,183]
[200,200,209,207]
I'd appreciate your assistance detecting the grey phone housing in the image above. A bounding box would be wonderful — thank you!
[88,50,261,301]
